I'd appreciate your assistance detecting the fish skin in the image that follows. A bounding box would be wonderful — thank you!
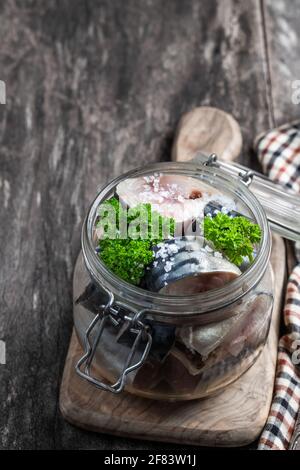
[177,312,244,360]
[175,291,272,374]
[75,282,109,314]
[144,237,241,294]
[145,321,176,362]
[204,200,241,218]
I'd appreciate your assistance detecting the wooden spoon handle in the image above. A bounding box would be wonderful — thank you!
[172,107,243,163]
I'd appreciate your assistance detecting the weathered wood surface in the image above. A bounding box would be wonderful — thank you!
[264,0,300,125]
[0,0,298,450]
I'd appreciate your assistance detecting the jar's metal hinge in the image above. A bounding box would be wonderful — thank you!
[75,291,152,393]
[201,153,254,187]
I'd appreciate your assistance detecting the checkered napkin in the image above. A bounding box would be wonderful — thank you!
[254,121,300,450]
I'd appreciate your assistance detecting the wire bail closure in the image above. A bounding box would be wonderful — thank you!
[202,153,254,187]
[75,289,152,393]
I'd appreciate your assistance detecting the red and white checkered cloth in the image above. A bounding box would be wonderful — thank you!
[255,121,300,450]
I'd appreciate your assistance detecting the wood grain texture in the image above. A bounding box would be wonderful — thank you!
[263,0,300,126]
[0,0,296,450]
[60,236,285,448]
[172,107,243,162]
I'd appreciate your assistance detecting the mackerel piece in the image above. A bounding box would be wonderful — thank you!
[144,237,241,294]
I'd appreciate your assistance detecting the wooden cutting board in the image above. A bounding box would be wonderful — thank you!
[60,107,285,446]
[60,236,284,447]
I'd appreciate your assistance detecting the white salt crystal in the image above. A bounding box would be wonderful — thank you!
[164,261,172,272]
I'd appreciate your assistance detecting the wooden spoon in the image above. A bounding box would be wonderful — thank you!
[172,106,242,163]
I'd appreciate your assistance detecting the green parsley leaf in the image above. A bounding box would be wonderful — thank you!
[203,213,262,266]
[97,197,175,285]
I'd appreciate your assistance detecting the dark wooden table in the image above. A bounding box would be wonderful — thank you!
[0,0,300,450]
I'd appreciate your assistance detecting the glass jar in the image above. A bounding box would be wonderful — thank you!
[73,158,280,401]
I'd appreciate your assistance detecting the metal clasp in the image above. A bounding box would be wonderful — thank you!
[200,153,254,187]
[238,168,254,187]
[75,291,152,393]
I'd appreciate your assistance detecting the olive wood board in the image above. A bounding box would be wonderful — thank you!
[60,234,285,447]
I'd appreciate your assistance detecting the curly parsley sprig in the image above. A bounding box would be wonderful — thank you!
[97,197,175,285]
[204,212,262,266]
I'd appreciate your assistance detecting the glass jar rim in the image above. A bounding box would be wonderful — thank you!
[82,161,271,319]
